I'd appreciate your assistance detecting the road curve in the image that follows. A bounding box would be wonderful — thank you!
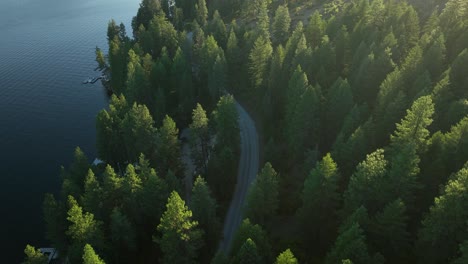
[218,101,259,254]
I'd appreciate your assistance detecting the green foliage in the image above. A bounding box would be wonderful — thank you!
[22,245,47,264]
[95,47,106,70]
[82,244,106,264]
[275,249,298,264]
[369,199,410,261]
[156,191,203,264]
[231,219,272,263]
[390,95,434,153]
[110,207,136,251]
[249,36,273,89]
[213,95,239,152]
[305,11,326,49]
[233,238,262,264]
[156,115,182,175]
[196,0,208,26]
[324,223,372,264]
[272,5,291,46]
[299,154,341,250]
[343,149,388,216]
[416,166,468,264]
[453,239,468,264]
[190,176,220,257]
[66,196,104,263]
[208,10,227,48]
[190,103,210,173]
[122,103,156,162]
[245,163,279,226]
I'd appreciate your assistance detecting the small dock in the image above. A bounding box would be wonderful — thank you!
[82,75,108,85]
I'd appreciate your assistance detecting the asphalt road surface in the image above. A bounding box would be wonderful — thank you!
[218,102,260,254]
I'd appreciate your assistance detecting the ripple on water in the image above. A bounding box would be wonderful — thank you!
[0,0,140,261]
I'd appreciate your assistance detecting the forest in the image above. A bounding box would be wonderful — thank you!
[23,0,468,263]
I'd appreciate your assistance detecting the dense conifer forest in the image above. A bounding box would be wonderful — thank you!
[24,0,468,263]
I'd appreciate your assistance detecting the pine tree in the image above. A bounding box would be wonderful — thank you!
[245,163,279,226]
[369,199,410,261]
[256,0,270,40]
[208,55,227,103]
[156,191,203,264]
[81,169,103,217]
[66,196,104,263]
[275,249,298,264]
[390,95,434,154]
[305,11,326,49]
[324,78,354,150]
[190,103,210,173]
[208,10,228,48]
[324,223,371,264]
[195,0,208,27]
[416,166,468,264]
[343,149,388,216]
[191,176,220,260]
[299,154,341,252]
[226,28,242,92]
[122,103,156,162]
[272,5,291,45]
[249,36,273,90]
[156,115,182,175]
[233,238,262,264]
[82,244,106,264]
[110,207,136,255]
[231,219,272,263]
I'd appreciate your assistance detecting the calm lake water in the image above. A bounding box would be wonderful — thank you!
[0,0,139,261]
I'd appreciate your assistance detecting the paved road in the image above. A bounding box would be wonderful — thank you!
[218,101,259,254]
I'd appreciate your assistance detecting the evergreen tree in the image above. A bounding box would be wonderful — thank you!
[82,244,106,264]
[233,238,262,264]
[208,55,227,103]
[208,10,227,48]
[190,103,210,173]
[249,36,273,90]
[369,199,410,261]
[299,154,341,251]
[275,249,298,264]
[81,169,103,217]
[324,78,354,150]
[156,115,182,175]
[190,176,220,260]
[305,11,326,49]
[212,95,240,153]
[66,196,104,263]
[245,163,279,226]
[390,95,434,154]
[110,207,136,254]
[122,103,156,162]
[226,27,242,93]
[272,5,291,45]
[231,219,272,263]
[95,47,106,70]
[416,166,468,264]
[343,149,388,216]
[324,223,372,264]
[256,0,270,40]
[195,0,208,27]
[156,191,203,264]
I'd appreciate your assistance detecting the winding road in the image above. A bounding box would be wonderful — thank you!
[218,101,260,254]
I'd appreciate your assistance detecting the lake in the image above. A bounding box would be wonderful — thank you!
[0,0,139,261]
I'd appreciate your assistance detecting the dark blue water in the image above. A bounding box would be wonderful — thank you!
[0,0,139,261]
